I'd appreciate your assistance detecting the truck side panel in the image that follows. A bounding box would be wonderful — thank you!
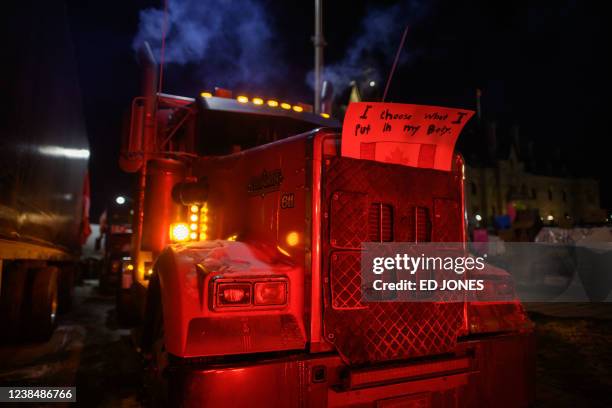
[0,1,89,341]
[1,0,89,255]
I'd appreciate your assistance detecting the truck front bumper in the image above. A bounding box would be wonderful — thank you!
[169,331,534,408]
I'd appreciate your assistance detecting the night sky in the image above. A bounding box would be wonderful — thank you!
[62,0,611,219]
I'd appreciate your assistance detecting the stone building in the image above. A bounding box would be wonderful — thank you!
[461,122,605,228]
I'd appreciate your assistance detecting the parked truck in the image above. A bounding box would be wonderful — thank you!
[121,45,535,407]
[97,196,136,322]
[0,2,90,341]
[98,197,133,292]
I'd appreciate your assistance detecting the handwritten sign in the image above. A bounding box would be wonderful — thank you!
[341,102,474,171]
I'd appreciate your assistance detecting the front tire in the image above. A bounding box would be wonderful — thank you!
[0,262,28,342]
[143,274,169,407]
[57,263,76,314]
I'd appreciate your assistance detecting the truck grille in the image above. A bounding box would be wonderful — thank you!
[415,206,431,242]
[322,157,464,365]
[368,203,393,242]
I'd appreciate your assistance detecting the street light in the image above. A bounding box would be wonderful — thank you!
[115,196,126,205]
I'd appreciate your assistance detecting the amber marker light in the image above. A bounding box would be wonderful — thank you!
[252,97,264,105]
[286,231,300,247]
[267,100,279,107]
[320,112,330,118]
[200,92,212,98]
[292,105,304,112]
[169,223,190,242]
[237,95,249,103]
[280,102,291,110]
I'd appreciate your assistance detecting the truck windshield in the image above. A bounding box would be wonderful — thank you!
[196,109,325,155]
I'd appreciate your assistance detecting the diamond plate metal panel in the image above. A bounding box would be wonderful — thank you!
[415,206,431,242]
[433,198,461,242]
[326,302,464,364]
[330,191,368,249]
[322,156,464,365]
[329,251,367,310]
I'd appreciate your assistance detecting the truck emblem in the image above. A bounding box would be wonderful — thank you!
[247,169,283,195]
[280,193,295,209]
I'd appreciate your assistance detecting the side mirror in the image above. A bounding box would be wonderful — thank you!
[119,97,146,173]
[119,42,158,173]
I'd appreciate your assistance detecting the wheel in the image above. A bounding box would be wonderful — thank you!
[23,266,59,341]
[116,287,136,326]
[142,275,169,407]
[150,311,169,408]
[0,262,28,342]
[57,263,76,314]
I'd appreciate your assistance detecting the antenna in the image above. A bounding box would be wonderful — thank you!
[382,25,409,102]
[313,0,325,114]
[158,0,169,93]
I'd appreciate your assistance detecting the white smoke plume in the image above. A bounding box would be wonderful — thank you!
[133,0,285,88]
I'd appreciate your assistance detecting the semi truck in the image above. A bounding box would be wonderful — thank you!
[0,2,90,341]
[122,45,535,407]
[97,196,136,322]
[98,197,134,292]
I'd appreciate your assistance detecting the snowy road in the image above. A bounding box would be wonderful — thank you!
[0,280,142,407]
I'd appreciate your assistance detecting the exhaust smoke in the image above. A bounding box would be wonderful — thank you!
[306,0,431,93]
[132,0,285,88]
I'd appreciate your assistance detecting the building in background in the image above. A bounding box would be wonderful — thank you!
[462,121,606,229]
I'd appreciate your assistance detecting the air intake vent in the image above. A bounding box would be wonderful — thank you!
[368,203,393,242]
[415,206,431,242]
